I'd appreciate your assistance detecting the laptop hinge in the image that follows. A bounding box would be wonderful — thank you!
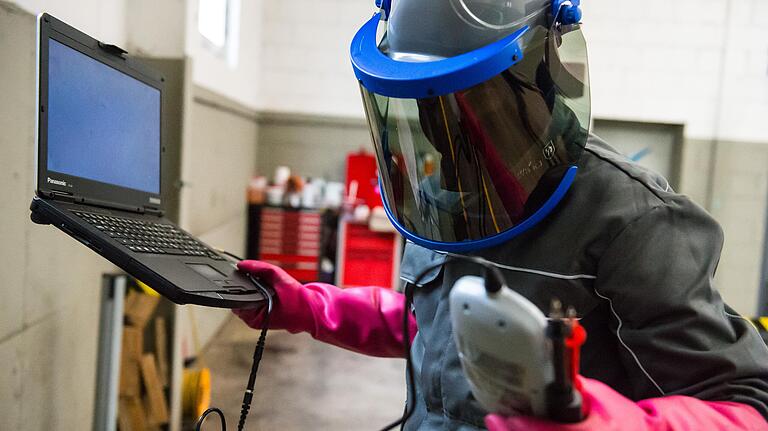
[143,206,164,217]
[80,197,143,213]
[47,190,77,203]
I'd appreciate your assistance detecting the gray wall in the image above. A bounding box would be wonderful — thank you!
[707,140,768,315]
[256,112,371,182]
[177,86,260,352]
[0,3,116,428]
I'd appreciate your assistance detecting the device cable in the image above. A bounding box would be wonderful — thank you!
[195,251,273,431]
[236,274,272,431]
[378,259,453,431]
[194,407,226,431]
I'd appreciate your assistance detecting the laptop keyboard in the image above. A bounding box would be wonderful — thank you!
[73,211,225,259]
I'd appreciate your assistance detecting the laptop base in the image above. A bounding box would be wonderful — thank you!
[31,196,272,309]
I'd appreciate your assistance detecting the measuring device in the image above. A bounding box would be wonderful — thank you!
[449,275,586,422]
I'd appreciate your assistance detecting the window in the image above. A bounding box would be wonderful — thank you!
[198,0,240,67]
[198,0,227,48]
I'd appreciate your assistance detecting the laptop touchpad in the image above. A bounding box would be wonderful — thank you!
[187,263,225,280]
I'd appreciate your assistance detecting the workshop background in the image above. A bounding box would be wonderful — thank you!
[0,0,767,429]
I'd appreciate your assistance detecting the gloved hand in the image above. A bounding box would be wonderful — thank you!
[484,377,767,431]
[233,260,417,358]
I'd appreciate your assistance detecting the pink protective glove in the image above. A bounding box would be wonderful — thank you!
[233,260,417,358]
[485,377,767,431]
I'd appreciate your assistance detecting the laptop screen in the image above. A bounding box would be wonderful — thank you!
[46,38,161,194]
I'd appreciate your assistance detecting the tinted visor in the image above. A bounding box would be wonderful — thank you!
[361,21,590,246]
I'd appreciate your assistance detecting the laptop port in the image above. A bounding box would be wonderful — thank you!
[225,287,250,294]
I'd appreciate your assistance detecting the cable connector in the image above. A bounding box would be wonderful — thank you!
[195,272,273,431]
[545,299,584,423]
[483,266,504,293]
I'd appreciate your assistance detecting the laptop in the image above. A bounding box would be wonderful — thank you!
[29,13,271,309]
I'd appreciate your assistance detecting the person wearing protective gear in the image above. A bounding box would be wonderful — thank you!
[236,0,768,429]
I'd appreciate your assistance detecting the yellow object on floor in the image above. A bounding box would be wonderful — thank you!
[183,367,212,420]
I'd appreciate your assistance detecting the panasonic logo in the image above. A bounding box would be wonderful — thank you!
[47,177,67,187]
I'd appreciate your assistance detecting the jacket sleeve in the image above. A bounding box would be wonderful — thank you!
[593,196,768,425]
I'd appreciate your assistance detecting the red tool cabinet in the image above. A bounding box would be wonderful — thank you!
[257,207,321,282]
[336,220,402,290]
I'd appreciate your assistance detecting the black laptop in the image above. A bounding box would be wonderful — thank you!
[29,14,270,309]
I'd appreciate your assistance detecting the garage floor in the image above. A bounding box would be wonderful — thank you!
[198,317,407,430]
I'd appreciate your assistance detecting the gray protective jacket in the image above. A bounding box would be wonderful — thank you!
[399,136,768,430]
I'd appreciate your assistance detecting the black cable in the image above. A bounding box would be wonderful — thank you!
[377,259,453,431]
[237,275,273,431]
[195,407,226,431]
[445,253,508,294]
[194,265,273,431]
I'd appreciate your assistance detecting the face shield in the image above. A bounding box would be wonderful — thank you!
[351,2,590,252]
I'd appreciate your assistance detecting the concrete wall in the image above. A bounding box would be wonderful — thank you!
[12,0,264,111]
[253,0,768,143]
[185,0,263,110]
[177,86,260,355]
[582,0,768,142]
[11,0,125,46]
[0,3,117,428]
[256,113,370,182]
[125,0,186,58]
[709,141,768,314]
[12,0,126,46]
[257,0,371,117]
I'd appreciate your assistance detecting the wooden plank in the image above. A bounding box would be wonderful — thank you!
[118,396,147,431]
[124,291,160,329]
[154,317,169,388]
[143,396,163,431]
[119,327,143,397]
[119,361,140,398]
[140,353,169,424]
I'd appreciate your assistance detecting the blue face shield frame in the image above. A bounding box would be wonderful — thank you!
[378,167,578,253]
[351,13,528,99]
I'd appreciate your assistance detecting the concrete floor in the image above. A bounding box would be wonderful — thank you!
[197,317,406,430]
